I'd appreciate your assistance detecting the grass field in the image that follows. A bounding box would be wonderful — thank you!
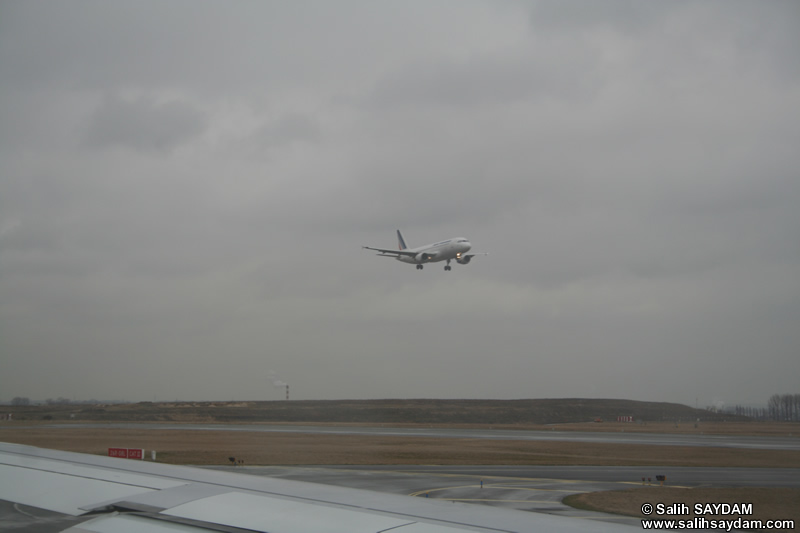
[1,425,798,467]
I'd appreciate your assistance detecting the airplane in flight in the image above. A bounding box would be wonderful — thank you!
[363,230,487,270]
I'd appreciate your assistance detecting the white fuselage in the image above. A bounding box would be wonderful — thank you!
[397,237,472,264]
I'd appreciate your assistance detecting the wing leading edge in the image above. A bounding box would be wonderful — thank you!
[0,442,630,533]
[361,245,419,258]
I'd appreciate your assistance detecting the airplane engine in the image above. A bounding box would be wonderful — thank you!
[415,252,428,263]
[456,255,472,265]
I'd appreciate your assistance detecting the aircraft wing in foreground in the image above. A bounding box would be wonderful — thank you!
[0,442,632,532]
[363,230,487,270]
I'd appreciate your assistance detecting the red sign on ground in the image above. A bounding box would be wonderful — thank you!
[127,448,144,460]
[108,448,144,459]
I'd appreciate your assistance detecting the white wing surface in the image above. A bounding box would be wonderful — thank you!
[361,245,418,257]
[0,442,632,533]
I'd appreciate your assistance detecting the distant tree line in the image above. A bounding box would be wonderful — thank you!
[767,393,800,422]
[5,397,126,406]
[727,404,769,419]
[44,397,74,405]
[724,394,800,421]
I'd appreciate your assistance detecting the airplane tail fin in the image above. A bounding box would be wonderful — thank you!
[396,230,408,250]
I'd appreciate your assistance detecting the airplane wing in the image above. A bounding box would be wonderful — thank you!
[0,441,629,533]
[361,246,418,258]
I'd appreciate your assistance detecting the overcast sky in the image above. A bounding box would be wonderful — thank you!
[1,1,798,408]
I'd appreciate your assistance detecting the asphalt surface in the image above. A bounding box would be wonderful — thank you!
[0,500,93,533]
[33,423,800,450]
[318,464,800,488]
[201,464,800,527]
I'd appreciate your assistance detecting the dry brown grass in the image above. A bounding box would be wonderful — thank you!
[1,427,799,467]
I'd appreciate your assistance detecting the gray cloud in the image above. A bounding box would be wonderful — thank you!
[254,114,321,149]
[85,96,206,153]
[528,0,678,33]
[368,53,602,108]
[0,1,798,407]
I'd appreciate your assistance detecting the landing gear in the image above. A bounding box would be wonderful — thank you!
[444,260,452,271]
[416,264,423,270]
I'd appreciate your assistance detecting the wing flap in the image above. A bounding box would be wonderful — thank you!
[0,463,161,516]
[62,513,214,533]
[164,491,417,533]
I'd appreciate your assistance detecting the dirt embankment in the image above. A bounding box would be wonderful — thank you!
[4,398,754,426]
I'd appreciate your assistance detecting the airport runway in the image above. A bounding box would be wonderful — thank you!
[319,464,800,488]
[37,423,800,450]
[0,500,92,533]
[203,464,800,527]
